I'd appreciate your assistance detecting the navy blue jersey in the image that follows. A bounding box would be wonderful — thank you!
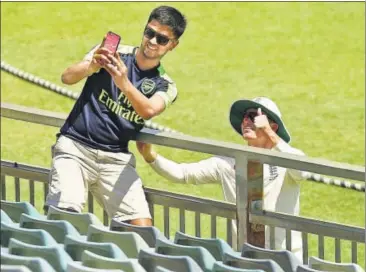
[60,45,177,152]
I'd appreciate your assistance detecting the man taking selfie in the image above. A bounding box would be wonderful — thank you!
[45,6,187,227]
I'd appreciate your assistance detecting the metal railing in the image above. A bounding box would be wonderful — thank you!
[1,102,365,265]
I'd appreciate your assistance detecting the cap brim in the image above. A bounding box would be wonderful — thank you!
[229,100,291,143]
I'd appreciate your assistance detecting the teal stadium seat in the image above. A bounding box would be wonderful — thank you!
[1,201,44,223]
[8,237,73,272]
[81,250,147,272]
[0,265,32,272]
[174,231,235,261]
[19,213,81,243]
[47,206,103,235]
[296,265,324,272]
[87,224,152,258]
[66,261,125,272]
[1,251,56,272]
[242,242,301,272]
[64,234,127,261]
[309,256,364,272]
[213,261,266,272]
[1,221,57,247]
[154,266,174,272]
[138,248,204,272]
[110,219,166,247]
[155,238,216,272]
[1,209,14,224]
[224,251,285,272]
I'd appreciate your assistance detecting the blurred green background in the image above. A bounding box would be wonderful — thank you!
[1,2,364,266]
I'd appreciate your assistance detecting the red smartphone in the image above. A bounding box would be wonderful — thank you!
[102,31,121,54]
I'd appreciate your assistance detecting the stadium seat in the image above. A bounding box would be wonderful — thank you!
[309,256,364,272]
[0,201,44,223]
[296,265,324,272]
[66,261,125,272]
[19,213,81,243]
[47,206,103,235]
[224,251,285,272]
[212,261,265,271]
[154,266,174,272]
[0,265,32,272]
[1,251,56,272]
[110,219,166,247]
[155,237,216,271]
[174,231,235,261]
[138,248,204,272]
[87,224,152,258]
[1,209,14,224]
[81,250,147,272]
[1,221,57,247]
[64,234,127,261]
[8,237,73,272]
[242,242,301,272]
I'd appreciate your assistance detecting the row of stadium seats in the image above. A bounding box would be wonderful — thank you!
[1,200,364,272]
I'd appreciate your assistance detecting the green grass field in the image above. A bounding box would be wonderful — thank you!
[1,2,364,266]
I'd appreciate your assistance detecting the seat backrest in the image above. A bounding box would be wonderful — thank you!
[1,209,14,224]
[87,224,150,258]
[174,231,234,261]
[8,237,73,272]
[213,261,266,272]
[1,201,43,223]
[81,250,147,272]
[309,256,364,272]
[1,221,57,247]
[242,243,301,272]
[0,264,33,272]
[19,213,81,243]
[110,219,165,247]
[1,251,56,272]
[224,251,285,272]
[47,206,102,235]
[64,234,127,261]
[296,265,324,272]
[154,266,174,272]
[155,238,216,272]
[66,261,125,272]
[138,248,204,272]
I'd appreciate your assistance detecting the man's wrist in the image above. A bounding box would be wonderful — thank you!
[145,151,158,163]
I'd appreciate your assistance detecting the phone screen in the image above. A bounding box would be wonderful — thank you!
[103,31,121,54]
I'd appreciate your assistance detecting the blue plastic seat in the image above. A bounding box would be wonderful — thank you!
[155,238,216,272]
[1,221,57,247]
[64,234,127,261]
[242,243,301,272]
[110,219,166,247]
[296,265,324,272]
[87,224,151,258]
[47,206,103,235]
[1,209,14,224]
[66,261,125,271]
[309,256,364,272]
[19,213,81,243]
[1,251,56,272]
[81,250,147,272]
[213,261,266,271]
[8,237,73,272]
[224,251,285,272]
[154,266,174,272]
[174,231,235,261]
[138,248,203,272]
[0,265,33,272]
[0,201,44,223]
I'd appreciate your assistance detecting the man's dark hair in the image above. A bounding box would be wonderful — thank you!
[148,6,187,39]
